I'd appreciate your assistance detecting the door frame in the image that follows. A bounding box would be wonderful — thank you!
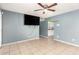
[0,10,2,47]
[48,21,54,36]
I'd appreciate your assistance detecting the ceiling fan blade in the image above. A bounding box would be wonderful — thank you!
[34,9,43,11]
[38,3,45,9]
[48,9,56,12]
[47,3,57,8]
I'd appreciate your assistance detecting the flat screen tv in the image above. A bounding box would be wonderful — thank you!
[24,14,40,25]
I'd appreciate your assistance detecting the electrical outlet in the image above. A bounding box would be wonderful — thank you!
[56,24,60,27]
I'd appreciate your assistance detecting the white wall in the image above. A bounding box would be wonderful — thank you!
[0,10,2,46]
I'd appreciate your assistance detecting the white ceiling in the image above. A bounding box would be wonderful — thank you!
[0,3,79,18]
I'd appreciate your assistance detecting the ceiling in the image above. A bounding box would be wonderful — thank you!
[0,3,79,18]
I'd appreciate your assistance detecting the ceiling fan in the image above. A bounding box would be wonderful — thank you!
[34,3,57,14]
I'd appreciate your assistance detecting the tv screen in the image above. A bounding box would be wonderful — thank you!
[24,14,40,25]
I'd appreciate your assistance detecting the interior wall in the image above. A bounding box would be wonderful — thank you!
[40,18,48,37]
[46,9,79,45]
[2,10,39,44]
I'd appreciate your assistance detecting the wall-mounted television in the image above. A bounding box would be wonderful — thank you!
[24,14,40,25]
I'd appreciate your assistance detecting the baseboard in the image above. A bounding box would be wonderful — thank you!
[0,42,1,48]
[2,37,39,47]
[40,35,48,39]
[54,39,79,47]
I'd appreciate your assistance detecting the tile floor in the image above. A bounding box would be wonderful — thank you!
[0,37,79,55]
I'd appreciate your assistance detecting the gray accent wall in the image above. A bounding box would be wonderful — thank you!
[46,10,79,45]
[2,10,39,44]
[40,19,48,37]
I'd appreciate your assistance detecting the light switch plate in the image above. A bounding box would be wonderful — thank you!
[56,24,60,27]
[72,38,76,42]
[56,35,59,38]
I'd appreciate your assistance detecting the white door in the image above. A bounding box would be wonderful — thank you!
[0,10,2,47]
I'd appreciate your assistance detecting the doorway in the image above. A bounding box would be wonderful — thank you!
[48,21,54,37]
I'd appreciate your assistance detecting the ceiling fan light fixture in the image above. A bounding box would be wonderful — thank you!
[35,3,58,14]
[43,11,45,14]
[42,9,47,14]
[44,9,47,12]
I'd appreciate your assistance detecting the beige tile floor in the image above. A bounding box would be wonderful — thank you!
[0,37,79,55]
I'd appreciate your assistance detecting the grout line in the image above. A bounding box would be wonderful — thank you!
[9,45,10,55]
[17,44,22,55]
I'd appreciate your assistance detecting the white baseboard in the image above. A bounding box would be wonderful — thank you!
[40,35,48,39]
[0,41,1,47]
[2,36,79,48]
[54,39,79,47]
[2,37,39,46]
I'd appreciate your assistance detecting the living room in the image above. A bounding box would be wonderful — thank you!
[0,3,79,55]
